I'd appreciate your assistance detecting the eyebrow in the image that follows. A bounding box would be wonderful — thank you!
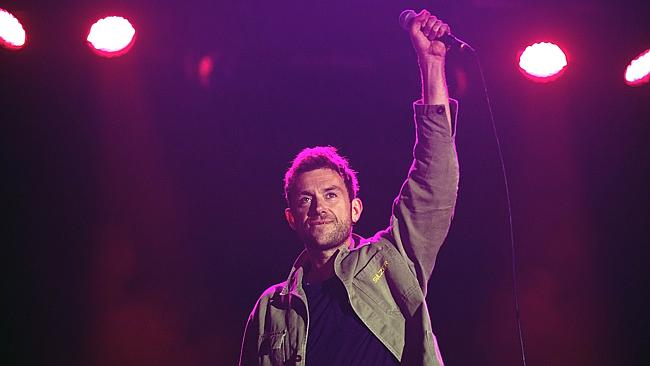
[297,185,343,196]
[323,185,342,192]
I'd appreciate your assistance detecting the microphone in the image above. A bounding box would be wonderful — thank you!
[399,9,472,51]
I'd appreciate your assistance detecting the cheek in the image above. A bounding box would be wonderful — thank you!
[295,211,309,224]
[340,203,353,218]
[288,209,306,228]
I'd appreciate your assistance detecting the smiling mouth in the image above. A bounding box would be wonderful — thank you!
[309,220,333,226]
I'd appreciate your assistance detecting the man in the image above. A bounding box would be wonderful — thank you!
[239,10,459,366]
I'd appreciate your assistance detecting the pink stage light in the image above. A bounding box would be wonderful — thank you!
[518,42,568,83]
[624,49,650,86]
[198,55,214,87]
[87,16,136,57]
[0,8,27,50]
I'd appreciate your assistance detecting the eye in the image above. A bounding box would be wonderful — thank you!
[297,196,311,206]
[325,192,338,199]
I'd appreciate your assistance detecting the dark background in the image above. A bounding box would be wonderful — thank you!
[2,0,649,365]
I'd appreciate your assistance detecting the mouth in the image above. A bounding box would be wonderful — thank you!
[308,220,334,226]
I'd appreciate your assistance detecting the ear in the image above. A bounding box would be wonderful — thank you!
[285,207,297,230]
[351,198,363,224]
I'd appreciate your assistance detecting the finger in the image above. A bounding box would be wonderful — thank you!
[421,22,431,38]
[421,15,437,38]
[435,23,450,39]
[427,21,450,42]
[429,20,444,40]
[411,9,430,32]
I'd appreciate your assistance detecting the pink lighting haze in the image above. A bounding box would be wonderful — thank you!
[519,42,568,82]
[0,8,26,50]
[198,56,214,87]
[87,16,136,57]
[625,49,650,86]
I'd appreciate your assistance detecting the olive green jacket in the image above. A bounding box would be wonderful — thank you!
[239,100,459,366]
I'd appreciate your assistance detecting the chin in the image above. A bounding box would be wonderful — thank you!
[314,235,350,250]
[299,225,351,251]
[317,241,345,250]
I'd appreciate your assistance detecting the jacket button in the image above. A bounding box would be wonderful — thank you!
[436,106,445,115]
[291,354,302,363]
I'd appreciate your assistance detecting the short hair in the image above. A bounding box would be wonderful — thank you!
[284,146,359,206]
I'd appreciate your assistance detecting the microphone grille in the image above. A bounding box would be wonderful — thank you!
[398,9,416,30]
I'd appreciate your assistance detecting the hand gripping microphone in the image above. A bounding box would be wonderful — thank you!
[399,10,473,51]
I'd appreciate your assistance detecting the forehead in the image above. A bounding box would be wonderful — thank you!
[294,168,345,192]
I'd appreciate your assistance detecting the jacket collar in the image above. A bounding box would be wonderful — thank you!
[280,249,309,296]
[280,234,368,296]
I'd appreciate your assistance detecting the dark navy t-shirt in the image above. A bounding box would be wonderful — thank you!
[303,276,400,366]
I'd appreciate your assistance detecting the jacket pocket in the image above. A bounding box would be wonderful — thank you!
[258,330,286,365]
[353,253,403,317]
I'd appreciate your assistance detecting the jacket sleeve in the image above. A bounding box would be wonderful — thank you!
[389,99,459,293]
[238,305,260,366]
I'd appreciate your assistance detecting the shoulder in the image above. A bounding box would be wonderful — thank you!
[253,282,287,308]
[344,231,402,263]
[351,231,393,251]
[245,281,294,330]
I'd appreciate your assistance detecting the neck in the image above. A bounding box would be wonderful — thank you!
[304,236,352,284]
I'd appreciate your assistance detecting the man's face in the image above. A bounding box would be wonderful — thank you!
[285,168,362,252]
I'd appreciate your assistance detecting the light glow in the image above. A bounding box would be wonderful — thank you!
[519,42,568,82]
[87,16,136,57]
[625,49,650,86]
[198,55,214,87]
[0,8,26,50]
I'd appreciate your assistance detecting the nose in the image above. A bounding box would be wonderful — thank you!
[308,196,326,217]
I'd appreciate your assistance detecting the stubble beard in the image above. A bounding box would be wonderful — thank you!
[300,215,352,252]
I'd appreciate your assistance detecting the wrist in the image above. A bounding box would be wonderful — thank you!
[418,56,445,71]
[419,59,448,106]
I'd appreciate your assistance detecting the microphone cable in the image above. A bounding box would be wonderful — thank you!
[457,42,529,366]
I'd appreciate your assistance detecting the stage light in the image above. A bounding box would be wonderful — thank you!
[0,8,26,50]
[624,49,650,87]
[518,42,568,83]
[87,16,136,57]
[198,55,214,87]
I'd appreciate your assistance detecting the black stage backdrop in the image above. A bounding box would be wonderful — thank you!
[2,1,649,365]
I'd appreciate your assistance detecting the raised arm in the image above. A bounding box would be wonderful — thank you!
[411,10,451,120]
[389,10,459,292]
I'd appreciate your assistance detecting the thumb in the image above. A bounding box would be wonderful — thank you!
[409,9,430,35]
